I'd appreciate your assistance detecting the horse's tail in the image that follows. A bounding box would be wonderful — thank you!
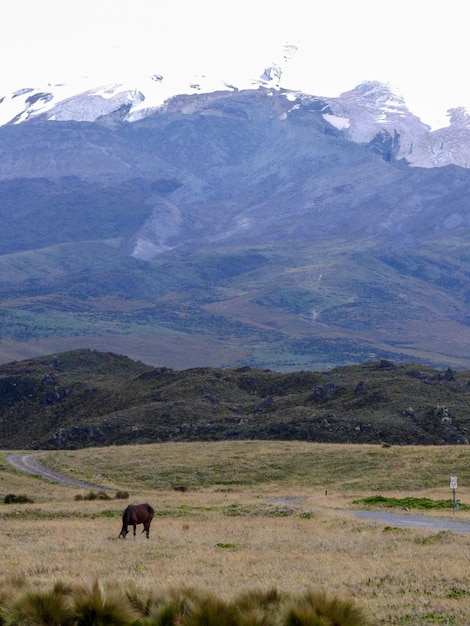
[145,503,155,516]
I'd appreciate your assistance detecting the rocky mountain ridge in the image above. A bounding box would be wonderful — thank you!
[3,73,470,169]
[322,82,470,168]
[0,349,469,449]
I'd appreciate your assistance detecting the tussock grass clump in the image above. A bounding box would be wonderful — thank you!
[234,588,285,625]
[0,574,28,620]
[184,593,240,626]
[1,588,74,626]
[0,583,368,626]
[72,580,139,625]
[135,587,202,626]
[282,590,369,626]
[235,587,285,611]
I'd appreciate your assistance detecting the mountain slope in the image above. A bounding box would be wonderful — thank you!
[2,88,470,370]
[4,75,470,169]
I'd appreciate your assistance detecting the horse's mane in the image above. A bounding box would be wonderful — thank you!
[122,504,134,525]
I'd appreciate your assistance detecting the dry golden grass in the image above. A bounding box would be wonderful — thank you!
[1,442,470,625]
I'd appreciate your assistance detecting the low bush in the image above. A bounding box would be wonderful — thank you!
[115,490,130,499]
[74,491,112,501]
[3,494,34,504]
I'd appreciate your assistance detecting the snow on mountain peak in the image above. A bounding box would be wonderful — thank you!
[446,107,470,129]
[0,42,302,126]
[330,81,411,122]
[321,80,429,152]
[2,46,470,170]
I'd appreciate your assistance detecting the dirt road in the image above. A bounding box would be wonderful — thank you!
[352,509,470,534]
[6,455,470,533]
[6,454,112,491]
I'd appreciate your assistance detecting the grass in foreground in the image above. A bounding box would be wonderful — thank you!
[0,581,370,626]
[1,442,469,625]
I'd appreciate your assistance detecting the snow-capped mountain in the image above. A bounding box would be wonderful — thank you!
[3,47,470,170]
[0,45,296,126]
[3,54,470,371]
[321,82,470,169]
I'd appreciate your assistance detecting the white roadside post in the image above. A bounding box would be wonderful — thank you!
[450,476,458,516]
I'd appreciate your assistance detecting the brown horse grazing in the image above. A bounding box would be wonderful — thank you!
[118,503,154,539]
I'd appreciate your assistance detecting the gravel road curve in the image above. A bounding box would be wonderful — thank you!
[6,454,112,491]
[6,455,470,533]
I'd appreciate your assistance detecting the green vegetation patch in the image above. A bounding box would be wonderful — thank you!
[216,542,237,549]
[415,530,453,545]
[448,587,470,600]
[354,495,469,511]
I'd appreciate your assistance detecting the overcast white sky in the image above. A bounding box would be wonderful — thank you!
[1,0,468,128]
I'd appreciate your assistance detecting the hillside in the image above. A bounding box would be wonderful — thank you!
[1,349,469,449]
[2,89,470,371]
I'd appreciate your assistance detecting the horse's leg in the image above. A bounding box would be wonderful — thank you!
[146,514,153,538]
[133,523,137,538]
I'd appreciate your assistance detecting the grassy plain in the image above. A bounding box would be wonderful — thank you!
[0,441,469,625]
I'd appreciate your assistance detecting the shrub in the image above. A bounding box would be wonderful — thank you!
[115,491,130,500]
[96,491,111,500]
[1,589,74,626]
[80,491,112,501]
[3,494,34,504]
